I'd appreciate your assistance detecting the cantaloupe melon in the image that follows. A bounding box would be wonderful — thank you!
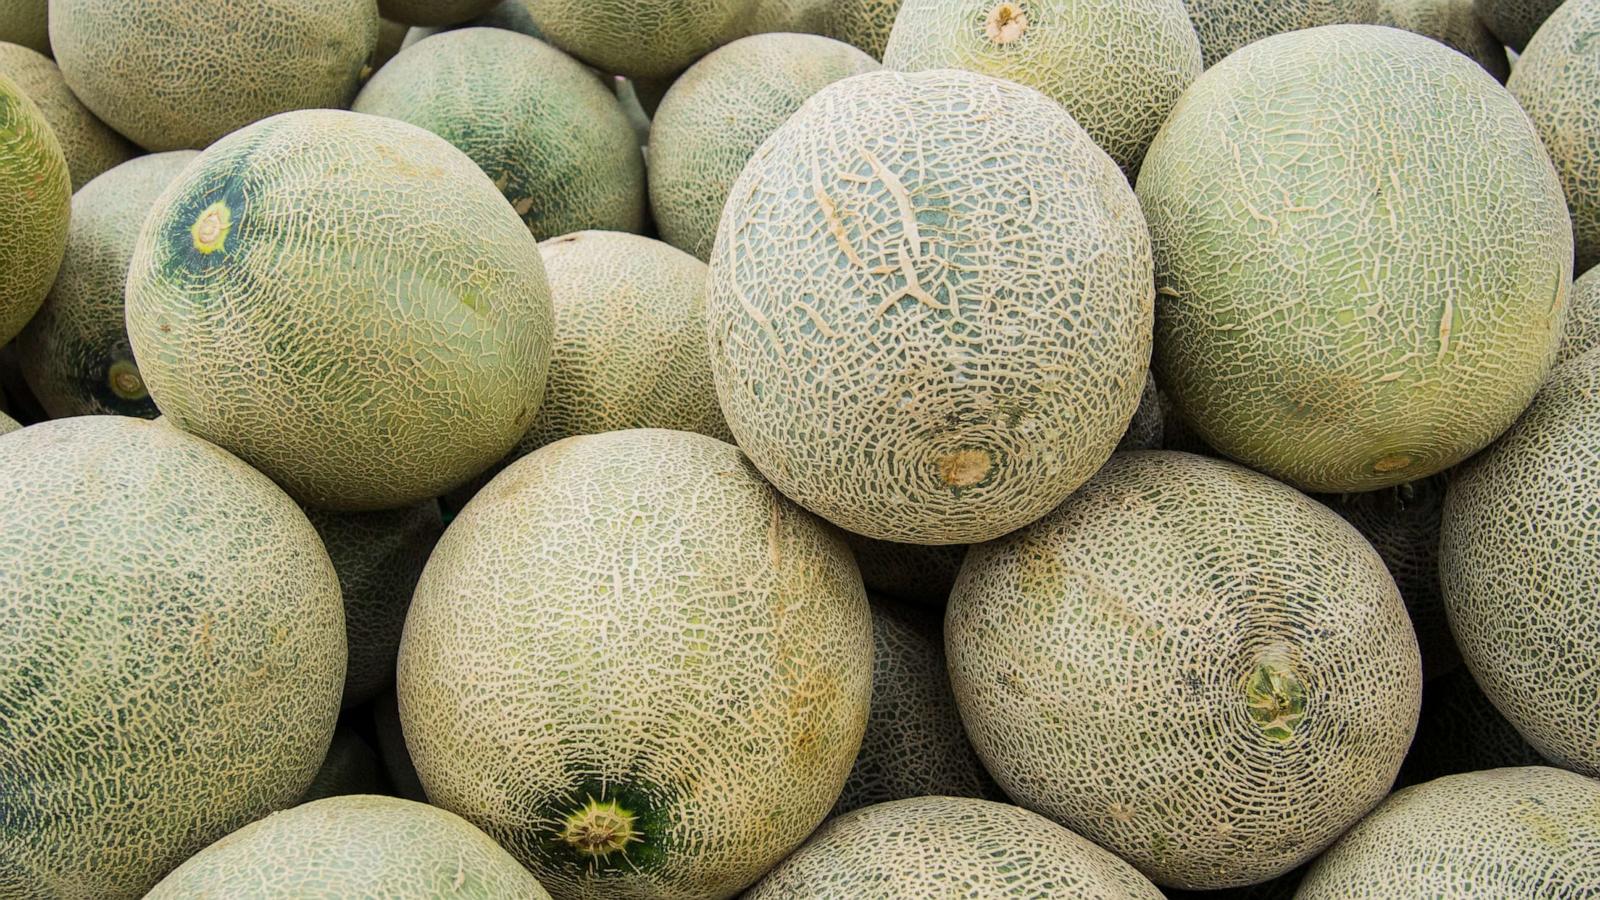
[302,726,388,803]
[378,0,497,26]
[0,42,133,190]
[50,0,378,151]
[0,411,18,435]
[708,69,1152,545]
[525,0,751,79]
[947,451,1421,888]
[0,70,69,348]
[1119,373,1166,451]
[843,533,967,604]
[1396,668,1543,787]
[399,0,543,49]
[1558,266,1600,364]
[0,416,345,898]
[746,797,1165,898]
[1139,25,1571,494]
[0,0,47,55]
[398,429,871,899]
[1440,348,1600,777]
[1375,0,1509,80]
[371,18,409,71]
[1296,767,1600,896]
[745,0,830,34]
[16,150,195,419]
[373,687,427,803]
[828,0,902,58]
[1184,0,1378,67]
[144,795,553,898]
[124,109,555,512]
[649,33,878,261]
[1474,0,1564,49]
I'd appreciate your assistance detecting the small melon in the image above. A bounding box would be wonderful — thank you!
[1184,0,1378,67]
[373,687,427,803]
[843,533,967,604]
[1558,266,1600,364]
[0,0,47,54]
[399,0,543,49]
[525,0,753,79]
[1375,0,1509,80]
[1396,668,1544,786]
[0,70,69,348]
[0,42,134,190]
[0,411,18,435]
[302,726,388,803]
[1474,0,1564,49]
[378,0,497,25]
[828,0,902,58]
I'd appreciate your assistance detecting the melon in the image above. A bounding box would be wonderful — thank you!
[947,451,1421,888]
[843,533,967,604]
[708,69,1152,545]
[16,151,195,419]
[1184,0,1378,67]
[0,70,69,348]
[0,411,18,435]
[398,0,544,53]
[1375,0,1509,80]
[828,0,902,58]
[378,0,497,25]
[0,416,345,898]
[1474,0,1564,49]
[1139,25,1571,494]
[746,0,831,34]
[649,33,878,261]
[371,18,409,71]
[1397,668,1544,787]
[50,0,378,151]
[373,687,427,803]
[1297,767,1600,896]
[1558,266,1600,364]
[0,0,47,54]
[144,795,553,898]
[524,0,752,79]
[1118,373,1166,451]
[1440,347,1600,777]
[302,726,388,803]
[354,29,644,240]
[398,429,871,899]
[124,109,555,512]
[746,797,1165,898]
[0,43,134,190]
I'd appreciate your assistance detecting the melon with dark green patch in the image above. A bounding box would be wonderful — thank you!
[302,726,388,803]
[525,0,753,78]
[1558,266,1600,364]
[1184,0,1378,67]
[0,0,47,55]
[0,42,134,190]
[1474,0,1564,49]
[0,70,69,348]
[1375,0,1508,80]
[378,0,497,25]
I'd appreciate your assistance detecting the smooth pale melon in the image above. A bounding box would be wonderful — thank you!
[1140,26,1570,494]
[0,0,47,54]
[843,534,967,604]
[302,726,388,803]
[708,69,1152,545]
[145,795,552,898]
[0,43,133,190]
[1396,668,1544,786]
[1375,0,1509,80]
[0,416,345,898]
[828,0,901,58]
[947,451,1421,889]
[0,411,17,435]
[399,0,543,52]
[1184,0,1378,67]
[525,0,752,79]
[373,687,427,803]
[1558,266,1600,364]
[0,71,69,348]
[378,0,496,25]
[649,33,878,261]
[17,151,195,419]
[125,109,554,512]
[398,429,870,899]
[1475,0,1564,49]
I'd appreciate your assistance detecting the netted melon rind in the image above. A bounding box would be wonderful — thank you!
[828,0,902,58]
[0,69,69,348]
[0,43,135,191]
[1557,267,1600,365]
[1474,0,1565,49]
[1374,0,1509,80]
[1184,0,1379,67]
[378,0,498,26]
[0,411,18,435]
[524,0,752,79]
[0,0,47,55]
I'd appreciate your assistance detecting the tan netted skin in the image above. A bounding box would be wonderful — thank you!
[378,0,498,26]
[1441,349,1600,777]
[1184,0,1378,67]
[843,533,967,604]
[525,0,751,79]
[828,0,902,58]
[0,43,134,191]
[1474,0,1565,49]
[0,0,47,54]
[0,70,68,348]
[947,451,1421,889]
[708,69,1153,545]
[398,429,871,899]
[125,109,555,512]
[1297,767,1600,897]
[1558,267,1600,365]
[1140,25,1571,494]
[0,416,345,898]
[1374,0,1509,80]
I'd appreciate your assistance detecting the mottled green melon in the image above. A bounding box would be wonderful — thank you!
[0,43,133,190]
[373,687,428,803]
[1375,0,1509,79]
[1185,0,1378,67]
[525,0,751,78]
[125,109,554,512]
[0,411,18,435]
[378,0,497,25]
[398,0,543,51]
[1397,668,1544,787]
[746,0,831,33]
[1117,372,1166,451]
[0,71,69,348]
[398,429,870,899]
[1298,767,1600,896]
[947,451,1421,889]
[16,151,195,419]
[1441,348,1600,777]
[747,797,1164,898]
[145,795,552,898]
[1475,0,1564,49]
[709,69,1152,544]
[843,533,967,604]
[1558,266,1600,364]
[650,33,877,261]
[302,726,388,803]
[0,0,47,55]
[0,416,345,898]
[1140,26,1570,494]
[50,0,378,151]
[828,0,902,58]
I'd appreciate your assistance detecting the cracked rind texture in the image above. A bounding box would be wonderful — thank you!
[884,0,1201,176]
[828,0,902,58]
[1558,267,1600,365]
[378,0,497,26]
[1440,349,1600,777]
[745,796,1165,898]
[0,43,134,191]
[1296,767,1600,897]
[0,416,345,899]
[708,68,1153,545]
[1139,25,1571,494]
[0,0,47,54]
[1397,668,1543,787]
[1374,0,1509,80]
[144,795,553,898]
[0,70,68,348]
[49,0,378,151]
[1118,372,1166,451]
[1475,0,1564,49]
[843,533,967,604]
[354,28,645,241]
[1184,0,1378,67]
[650,33,878,262]
[301,726,388,803]
[399,0,544,50]
[525,0,752,79]
[17,151,195,420]
[397,429,871,900]
[946,451,1421,889]
[125,109,555,512]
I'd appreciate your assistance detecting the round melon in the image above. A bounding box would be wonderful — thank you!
[0,0,47,54]
[1440,348,1600,777]
[708,68,1152,545]
[1298,767,1600,896]
[373,687,427,803]
[1474,0,1564,49]
[828,0,901,58]
[16,151,195,419]
[1184,0,1378,67]
[1118,372,1166,451]
[399,0,544,49]
[1558,266,1600,364]
[302,726,388,803]
[378,0,497,25]
[947,451,1421,889]
[746,0,831,34]
[0,70,69,348]
[124,109,554,512]
[1396,668,1544,787]
[524,0,752,79]
[843,533,967,604]
[0,416,345,898]
[1375,0,1509,80]
[50,0,378,151]
[398,429,871,899]
[145,795,552,898]
[883,0,1200,175]
[1139,25,1571,494]
[0,42,134,190]
[649,33,878,261]
[0,411,18,435]
[746,797,1164,898]
[371,18,409,72]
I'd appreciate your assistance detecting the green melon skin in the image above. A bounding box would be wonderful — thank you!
[1396,668,1544,787]
[0,43,134,191]
[843,533,967,604]
[378,0,497,25]
[373,687,428,803]
[354,28,644,241]
[0,0,47,55]
[828,0,902,58]
[301,726,389,803]
[1475,0,1564,49]
[1440,349,1600,777]
[1297,767,1600,897]
[370,18,409,72]
[0,410,19,435]
[145,795,553,899]
[947,451,1421,889]
[745,0,831,34]
[50,0,378,152]
[398,0,543,53]
[1558,266,1600,364]
[1375,0,1509,80]
[16,151,195,420]
[649,33,878,261]
[1140,25,1571,494]
[398,429,871,900]
[709,69,1153,545]
[1185,0,1378,67]
[124,109,555,512]
[0,416,345,898]
[530,0,755,79]
[1118,372,1166,451]
[746,797,1165,898]
[0,70,69,348]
